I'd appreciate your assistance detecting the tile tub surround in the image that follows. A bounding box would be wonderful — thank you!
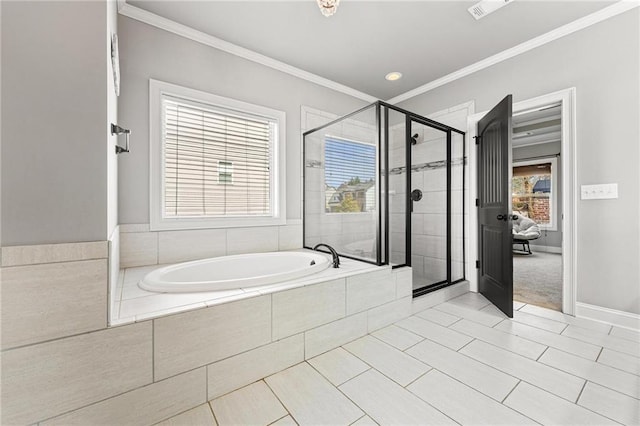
[112,250,387,324]
[0,241,109,351]
[2,260,413,424]
[119,222,303,268]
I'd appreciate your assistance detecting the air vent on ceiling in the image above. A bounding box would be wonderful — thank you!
[468,0,514,20]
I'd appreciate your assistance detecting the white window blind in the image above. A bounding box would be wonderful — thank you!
[163,96,274,218]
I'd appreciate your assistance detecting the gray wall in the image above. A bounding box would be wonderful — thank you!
[398,9,640,314]
[513,141,562,249]
[117,16,367,224]
[1,1,116,245]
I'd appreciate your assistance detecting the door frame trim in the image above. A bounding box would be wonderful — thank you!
[466,88,577,315]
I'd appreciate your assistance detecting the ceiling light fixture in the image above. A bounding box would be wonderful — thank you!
[385,72,402,81]
[317,0,340,17]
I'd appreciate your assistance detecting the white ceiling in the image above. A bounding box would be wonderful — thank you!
[126,0,616,100]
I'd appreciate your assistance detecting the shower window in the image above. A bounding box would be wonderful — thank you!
[324,137,376,214]
[148,79,286,230]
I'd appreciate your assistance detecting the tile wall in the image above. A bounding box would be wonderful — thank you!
[0,241,419,424]
[389,103,471,289]
[119,223,303,268]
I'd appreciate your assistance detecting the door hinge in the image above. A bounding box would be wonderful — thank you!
[474,136,481,145]
[475,198,479,207]
[475,260,480,269]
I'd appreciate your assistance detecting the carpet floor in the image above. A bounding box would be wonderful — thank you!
[513,251,562,311]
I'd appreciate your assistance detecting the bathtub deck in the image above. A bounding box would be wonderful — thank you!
[111,252,383,325]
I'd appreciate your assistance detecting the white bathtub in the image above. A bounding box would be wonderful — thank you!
[139,251,331,293]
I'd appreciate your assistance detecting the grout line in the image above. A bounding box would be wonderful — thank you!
[574,380,588,404]
[151,320,155,382]
[208,399,220,426]
[267,414,291,426]
[263,377,297,424]
[446,317,465,328]
[595,346,604,362]
[535,345,550,362]
[456,337,475,353]
[500,379,521,404]
[348,414,367,426]
[403,367,432,389]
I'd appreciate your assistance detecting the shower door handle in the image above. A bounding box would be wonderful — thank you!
[410,189,422,213]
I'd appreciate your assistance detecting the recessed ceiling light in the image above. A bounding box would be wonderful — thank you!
[385,72,402,81]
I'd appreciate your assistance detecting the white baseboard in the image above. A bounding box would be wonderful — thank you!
[528,244,562,254]
[576,302,640,331]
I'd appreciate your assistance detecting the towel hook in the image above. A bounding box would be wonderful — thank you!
[111,123,131,154]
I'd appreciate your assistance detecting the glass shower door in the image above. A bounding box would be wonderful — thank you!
[410,120,448,290]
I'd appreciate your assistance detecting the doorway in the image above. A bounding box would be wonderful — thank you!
[468,88,577,315]
[512,105,563,311]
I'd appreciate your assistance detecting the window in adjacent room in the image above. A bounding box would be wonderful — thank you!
[511,157,557,230]
[150,80,286,230]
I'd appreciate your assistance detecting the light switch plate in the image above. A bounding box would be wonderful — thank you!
[581,183,618,200]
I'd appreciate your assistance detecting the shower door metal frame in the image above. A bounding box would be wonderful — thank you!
[302,102,384,267]
[302,101,466,293]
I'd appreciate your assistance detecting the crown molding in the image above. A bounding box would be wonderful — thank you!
[387,1,640,104]
[117,1,638,106]
[117,2,378,103]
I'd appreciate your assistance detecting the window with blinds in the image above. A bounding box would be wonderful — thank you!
[162,96,275,218]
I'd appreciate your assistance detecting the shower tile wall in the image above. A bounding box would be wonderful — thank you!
[389,104,470,289]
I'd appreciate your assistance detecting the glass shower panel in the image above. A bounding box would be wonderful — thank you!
[304,105,379,263]
[452,132,465,282]
[387,108,408,266]
[412,121,448,289]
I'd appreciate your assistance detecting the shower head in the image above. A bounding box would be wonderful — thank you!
[411,133,419,145]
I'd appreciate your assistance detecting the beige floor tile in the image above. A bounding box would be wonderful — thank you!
[447,292,491,310]
[339,369,456,425]
[270,415,298,425]
[494,319,601,360]
[156,404,217,426]
[450,319,547,360]
[350,415,378,425]
[504,382,618,425]
[597,347,640,375]
[308,348,370,386]
[408,370,537,425]
[407,339,518,401]
[395,315,473,350]
[371,325,424,350]
[343,335,430,386]
[512,310,568,333]
[519,304,612,333]
[211,381,287,426]
[562,324,640,357]
[415,307,461,326]
[539,348,640,399]
[434,301,504,327]
[513,301,526,310]
[578,382,640,426]
[266,363,362,425]
[609,325,640,342]
[460,340,585,402]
